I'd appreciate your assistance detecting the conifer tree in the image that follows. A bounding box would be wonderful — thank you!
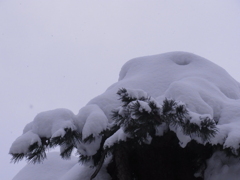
[10,88,240,180]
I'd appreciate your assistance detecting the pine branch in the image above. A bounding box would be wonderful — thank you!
[10,137,50,163]
[60,144,74,159]
[50,128,80,148]
[161,99,218,142]
[117,88,138,107]
[113,90,218,145]
[49,128,81,159]
[117,88,149,107]
[10,153,25,163]
[83,134,96,143]
[79,154,92,164]
[26,141,47,163]
[114,100,161,143]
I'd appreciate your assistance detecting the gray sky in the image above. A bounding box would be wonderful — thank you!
[1,1,240,179]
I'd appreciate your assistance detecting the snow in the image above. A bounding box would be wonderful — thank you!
[223,127,240,153]
[81,106,108,139]
[138,100,152,113]
[31,108,77,138]
[9,131,41,154]
[76,135,102,156]
[10,108,77,156]
[74,104,108,156]
[120,88,149,100]
[170,125,191,148]
[12,152,77,180]
[59,161,110,180]
[11,52,240,179]
[75,104,108,138]
[188,111,212,126]
[12,152,110,180]
[116,106,125,117]
[52,128,67,138]
[104,128,129,148]
[155,123,168,136]
[204,151,240,180]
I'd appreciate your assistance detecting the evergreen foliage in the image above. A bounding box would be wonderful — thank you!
[10,128,80,163]
[50,128,80,159]
[11,137,49,163]
[110,88,218,145]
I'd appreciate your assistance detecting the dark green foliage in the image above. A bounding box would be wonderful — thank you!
[82,134,96,143]
[11,128,81,163]
[161,99,218,142]
[112,88,218,145]
[78,129,117,166]
[79,154,92,164]
[50,128,80,148]
[10,153,25,163]
[10,137,49,164]
[26,141,47,163]
[116,99,161,142]
[117,88,149,107]
[50,128,80,159]
[60,144,74,159]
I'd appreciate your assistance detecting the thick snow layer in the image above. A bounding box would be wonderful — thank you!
[88,52,240,119]
[76,104,108,139]
[12,152,110,180]
[31,108,76,138]
[9,131,41,154]
[74,104,108,156]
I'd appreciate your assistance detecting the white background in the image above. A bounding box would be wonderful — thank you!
[1,1,240,179]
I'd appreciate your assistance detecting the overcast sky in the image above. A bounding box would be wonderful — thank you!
[1,1,240,179]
